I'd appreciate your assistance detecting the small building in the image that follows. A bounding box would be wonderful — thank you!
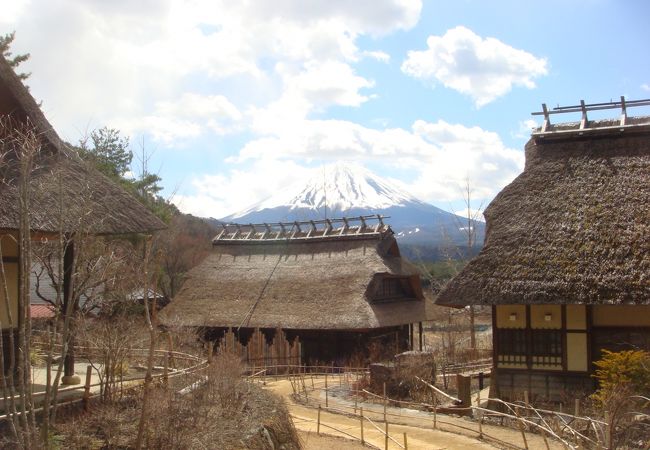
[160,216,432,365]
[0,55,165,382]
[436,99,650,402]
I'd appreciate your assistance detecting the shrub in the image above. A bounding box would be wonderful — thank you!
[592,349,650,406]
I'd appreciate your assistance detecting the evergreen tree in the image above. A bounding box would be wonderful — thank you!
[79,127,133,179]
[0,31,30,80]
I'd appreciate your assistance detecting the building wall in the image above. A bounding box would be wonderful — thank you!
[493,304,650,402]
[495,370,593,403]
[0,233,18,331]
[592,305,650,327]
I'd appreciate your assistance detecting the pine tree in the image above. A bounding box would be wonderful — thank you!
[0,32,30,80]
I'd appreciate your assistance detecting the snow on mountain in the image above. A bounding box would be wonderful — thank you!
[229,162,424,219]
[219,162,485,261]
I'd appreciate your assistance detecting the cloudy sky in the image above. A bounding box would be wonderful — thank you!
[3,0,649,218]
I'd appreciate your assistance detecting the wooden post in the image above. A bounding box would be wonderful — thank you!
[317,405,321,435]
[207,341,213,364]
[574,398,580,417]
[360,407,364,444]
[394,331,399,354]
[83,365,92,411]
[403,432,408,450]
[515,404,529,450]
[325,374,329,408]
[384,421,389,450]
[605,411,611,450]
[163,351,169,386]
[457,374,471,407]
[354,390,358,414]
[418,321,423,351]
[540,427,550,450]
[477,390,483,438]
[433,389,437,429]
[167,333,175,369]
[383,382,387,422]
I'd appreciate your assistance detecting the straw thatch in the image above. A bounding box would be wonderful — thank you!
[0,55,165,235]
[437,122,650,306]
[160,229,430,329]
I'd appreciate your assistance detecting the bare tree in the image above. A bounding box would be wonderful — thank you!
[0,117,40,447]
[441,178,484,352]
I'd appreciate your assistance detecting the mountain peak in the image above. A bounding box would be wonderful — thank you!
[227,162,424,220]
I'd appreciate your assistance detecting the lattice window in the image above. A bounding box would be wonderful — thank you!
[373,277,414,302]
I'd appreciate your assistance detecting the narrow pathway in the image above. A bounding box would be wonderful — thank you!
[265,375,564,450]
[266,377,492,449]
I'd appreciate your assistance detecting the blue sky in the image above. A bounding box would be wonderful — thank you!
[3,0,649,218]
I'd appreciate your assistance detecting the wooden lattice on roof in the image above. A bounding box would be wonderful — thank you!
[531,97,650,139]
[213,215,391,244]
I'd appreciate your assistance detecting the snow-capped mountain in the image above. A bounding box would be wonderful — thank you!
[220,162,484,260]
[229,162,425,217]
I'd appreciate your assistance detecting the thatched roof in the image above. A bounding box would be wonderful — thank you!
[0,55,165,235]
[437,116,650,306]
[160,226,431,330]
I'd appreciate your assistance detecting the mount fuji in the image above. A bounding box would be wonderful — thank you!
[219,163,484,261]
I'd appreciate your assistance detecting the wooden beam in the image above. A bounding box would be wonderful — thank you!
[579,100,588,130]
[245,224,256,240]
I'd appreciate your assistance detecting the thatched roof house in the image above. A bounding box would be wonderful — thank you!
[0,54,165,383]
[161,217,430,364]
[436,98,650,401]
[0,55,165,234]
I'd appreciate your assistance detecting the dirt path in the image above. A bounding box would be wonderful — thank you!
[297,431,369,449]
[267,378,492,449]
[266,376,565,450]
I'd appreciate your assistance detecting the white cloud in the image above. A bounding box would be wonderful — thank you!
[7,0,421,143]
[642,83,650,92]
[361,50,391,63]
[401,26,548,107]
[406,119,524,201]
[248,60,375,136]
[511,118,539,139]
[172,159,312,218]
[226,117,523,210]
[0,0,30,24]
[280,60,375,109]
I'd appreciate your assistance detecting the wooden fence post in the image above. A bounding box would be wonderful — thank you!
[360,407,364,444]
[325,375,329,408]
[163,351,169,386]
[433,390,437,429]
[383,382,387,422]
[317,405,321,435]
[604,411,611,450]
[207,341,213,365]
[404,432,408,450]
[515,404,529,450]
[167,333,175,369]
[83,365,93,411]
[477,390,483,439]
[384,421,389,450]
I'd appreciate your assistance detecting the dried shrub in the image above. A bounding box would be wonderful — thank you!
[56,351,301,449]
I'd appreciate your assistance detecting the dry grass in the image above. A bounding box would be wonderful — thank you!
[55,352,301,449]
